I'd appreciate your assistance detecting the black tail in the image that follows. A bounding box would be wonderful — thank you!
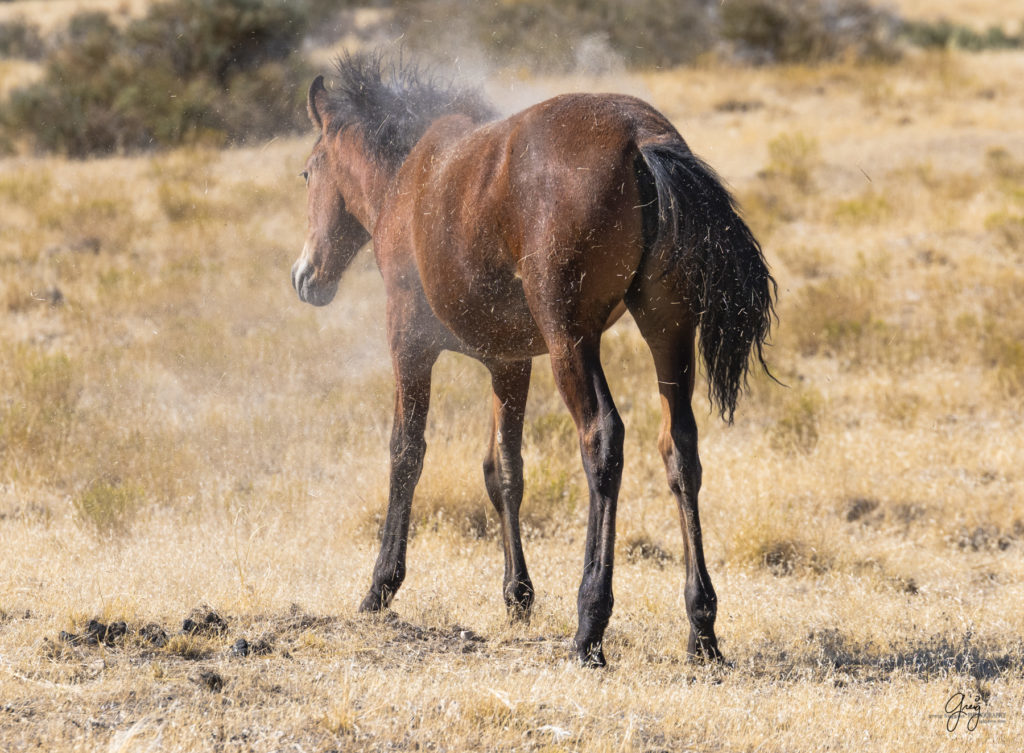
[639,142,777,422]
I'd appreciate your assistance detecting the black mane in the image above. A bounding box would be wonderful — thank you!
[322,52,496,168]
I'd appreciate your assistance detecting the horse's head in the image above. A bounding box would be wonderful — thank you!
[292,75,372,307]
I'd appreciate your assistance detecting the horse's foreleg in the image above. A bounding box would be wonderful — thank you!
[358,348,438,613]
[483,358,534,621]
[548,338,623,667]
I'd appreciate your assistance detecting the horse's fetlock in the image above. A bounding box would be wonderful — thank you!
[686,595,717,631]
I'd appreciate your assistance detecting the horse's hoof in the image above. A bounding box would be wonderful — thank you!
[573,640,607,668]
[506,604,532,625]
[503,580,535,624]
[358,591,389,613]
[687,630,724,663]
[504,592,534,625]
[688,647,725,664]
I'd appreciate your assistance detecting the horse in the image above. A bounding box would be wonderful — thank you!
[291,53,776,667]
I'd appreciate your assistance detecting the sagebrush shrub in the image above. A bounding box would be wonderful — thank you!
[1,0,313,155]
[0,16,44,59]
[721,0,901,63]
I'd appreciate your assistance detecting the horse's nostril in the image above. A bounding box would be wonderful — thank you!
[292,261,309,297]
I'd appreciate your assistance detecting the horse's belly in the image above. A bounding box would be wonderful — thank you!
[421,262,547,359]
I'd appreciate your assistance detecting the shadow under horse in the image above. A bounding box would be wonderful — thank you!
[292,53,776,667]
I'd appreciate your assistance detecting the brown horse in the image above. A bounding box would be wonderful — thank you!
[292,54,776,666]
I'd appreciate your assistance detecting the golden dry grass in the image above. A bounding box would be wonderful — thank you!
[2,36,1024,753]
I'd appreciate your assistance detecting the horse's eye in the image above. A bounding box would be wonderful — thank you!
[300,170,309,185]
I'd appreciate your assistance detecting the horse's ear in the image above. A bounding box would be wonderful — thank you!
[307,75,326,131]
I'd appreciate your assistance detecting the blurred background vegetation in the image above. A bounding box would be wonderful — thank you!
[0,0,1021,156]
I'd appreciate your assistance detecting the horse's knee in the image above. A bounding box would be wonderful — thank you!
[580,409,624,478]
[662,426,701,496]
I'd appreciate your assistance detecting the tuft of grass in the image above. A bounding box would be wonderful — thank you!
[729,498,837,577]
[832,190,892,225]
[981,325,1024,396]
[986,146,1024,185]
[764,131,820,191]
[978,274,1024,395]
[320,700,359,738]
[774,244,833,279]
[150,147,222,222]
[163,633,215,661]
[525,411,576,450]
[877,392,924,428]
[758,538,831,576]
[0,346,79,471]
[785,275,886,363]
[410,493,495,541]
[622,532,676,567]
[462,693,516,729]
[0,164,52,207]
[985,211,1024,255]
[522,464,582,536]
[768,386,822,455]
[73,477,144,536]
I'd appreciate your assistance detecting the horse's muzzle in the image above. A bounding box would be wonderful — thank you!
[291,258,338,307]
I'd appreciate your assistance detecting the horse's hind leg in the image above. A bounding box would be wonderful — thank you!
[626,285,723,661]
[482,358,534,621]
[358,344,439,613]
[544,334,624,667]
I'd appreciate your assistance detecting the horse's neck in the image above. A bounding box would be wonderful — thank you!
[334,131,397,233]
[350,164,394,234]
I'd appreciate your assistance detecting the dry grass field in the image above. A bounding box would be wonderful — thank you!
[2,2,1024,751]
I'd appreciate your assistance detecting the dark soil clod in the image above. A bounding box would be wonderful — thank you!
[232,636,273,658]
[84,619,108,644]
[193,670,225,693]
[183,607,228,636]
[106,621,127,642]
[845,497,879,522]
[140,623,168,647]
[59,618,128,647]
